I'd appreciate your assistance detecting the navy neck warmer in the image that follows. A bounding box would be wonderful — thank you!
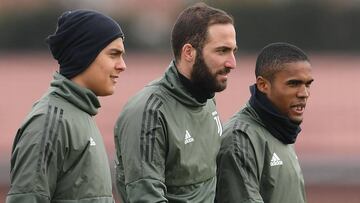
[249,84,301,144]
[46,9,124,79]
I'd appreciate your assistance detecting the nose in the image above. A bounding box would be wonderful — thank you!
[115,57,126,72]
[225,52,236,70]
[297,85,310,98]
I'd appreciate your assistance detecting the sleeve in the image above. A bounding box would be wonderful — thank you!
[114,97,168,203]
[215,130,263,203]
[6,113,64,203]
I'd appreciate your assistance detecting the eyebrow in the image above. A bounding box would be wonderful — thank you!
[216,45,238,52]
[108,48,125,55]
[287,78,314,84]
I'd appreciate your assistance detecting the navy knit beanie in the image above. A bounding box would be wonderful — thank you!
[46,9,124,79]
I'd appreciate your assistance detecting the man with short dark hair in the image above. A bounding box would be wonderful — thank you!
[114,3,237,202]
[6,9,126,203]
[216,42,314,203]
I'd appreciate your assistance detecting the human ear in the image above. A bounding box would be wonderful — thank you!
[256,76,269,94]
[182,43,196,63]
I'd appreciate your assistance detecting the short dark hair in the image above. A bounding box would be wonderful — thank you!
[171,2,233,62]
[255,42,309,82]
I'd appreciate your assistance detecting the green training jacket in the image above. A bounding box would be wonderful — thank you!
[6,73,114,203]
[114,61,223,202]
[216,103,306,203]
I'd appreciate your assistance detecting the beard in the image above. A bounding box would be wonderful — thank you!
[191,50,229,93]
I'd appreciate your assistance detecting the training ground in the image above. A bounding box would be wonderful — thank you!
[1,52,359,202]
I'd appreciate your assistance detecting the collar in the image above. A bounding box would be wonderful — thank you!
[249,84,301,144]
[50,72,100,116]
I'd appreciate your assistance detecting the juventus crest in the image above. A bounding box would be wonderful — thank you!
[212,111,222,136]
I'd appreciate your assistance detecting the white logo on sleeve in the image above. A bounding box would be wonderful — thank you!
[270,153,283,166]
[212,111,223,136]
[184,130,194,144]
[89,137,96,146]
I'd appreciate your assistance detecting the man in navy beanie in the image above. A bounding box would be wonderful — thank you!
[7,9,126,203]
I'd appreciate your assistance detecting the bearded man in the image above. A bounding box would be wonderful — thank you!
[114,3,237,203]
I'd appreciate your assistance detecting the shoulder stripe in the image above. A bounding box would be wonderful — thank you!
[43,106,58,164]
[232,120,252,180]
[150,101,162,161]
[140,94,163,162]
[45,108,63,171]
[37,105,64,173]
[37,105,52,173]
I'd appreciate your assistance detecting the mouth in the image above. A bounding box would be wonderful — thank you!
[218,68,231,78]
[110,75,119,83]
[290,103,306,115]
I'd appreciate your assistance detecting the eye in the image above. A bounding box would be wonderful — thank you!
[305,80,313,88]
[287,80,302,87]
[233,48,238,54]
[215,47,230,54]
[217,49,226,54]
[109,51,121,59]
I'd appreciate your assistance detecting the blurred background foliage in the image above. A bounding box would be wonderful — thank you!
[1,0,360,52]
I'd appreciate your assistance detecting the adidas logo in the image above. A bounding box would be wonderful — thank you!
[184,130,194,144]
[270,153,283,166]
[89,137,96,146]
